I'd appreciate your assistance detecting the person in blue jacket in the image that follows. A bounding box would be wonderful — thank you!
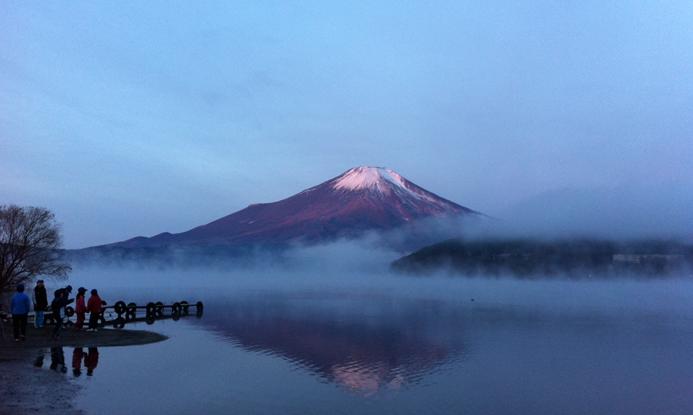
[11,283,31,341]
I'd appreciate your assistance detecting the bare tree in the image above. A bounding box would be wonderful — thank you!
[0,205,71,293]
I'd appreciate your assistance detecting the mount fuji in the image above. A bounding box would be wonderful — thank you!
[98,166,479,250]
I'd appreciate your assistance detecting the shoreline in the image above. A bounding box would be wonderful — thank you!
[1,351,84,415]
[0,323,167,415]
[1,324,168,350]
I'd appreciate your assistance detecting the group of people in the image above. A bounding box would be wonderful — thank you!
[9,280,107,342]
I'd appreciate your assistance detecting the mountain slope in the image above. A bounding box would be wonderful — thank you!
[102,166,478,249]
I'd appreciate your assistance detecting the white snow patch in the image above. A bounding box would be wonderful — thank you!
[331,166,448,206]
[332,166,409,192]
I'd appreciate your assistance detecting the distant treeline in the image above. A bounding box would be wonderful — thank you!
[391,239,693,278]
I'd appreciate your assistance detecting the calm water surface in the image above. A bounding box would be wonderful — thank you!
[34,274,693,414]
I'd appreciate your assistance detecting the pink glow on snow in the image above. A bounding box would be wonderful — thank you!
[332,166,408,192]
[331,166,449,206]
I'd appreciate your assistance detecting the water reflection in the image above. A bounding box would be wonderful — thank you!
[50,347,67,373]
[34,347,100,377]
[33,350,45,368]
[69,284,693,415]
[85,348,99,376]
[73,348,84,377]
[201,293,467,395]
[29,304,195,380]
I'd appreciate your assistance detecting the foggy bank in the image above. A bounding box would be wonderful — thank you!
[392,238,693,278]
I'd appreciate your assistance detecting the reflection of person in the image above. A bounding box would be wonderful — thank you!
[0,306,8,339]
[72,348,84,377]
[11,284,31,341]
[87,290,106,332]
[74,287,87,330]
[33,280,48,328]
[50,347,67,373]
[34,349,45,368]
[85,347,99,376]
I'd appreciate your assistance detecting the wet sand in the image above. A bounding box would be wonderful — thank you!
[0,323,167,415]
[0,353,84,415]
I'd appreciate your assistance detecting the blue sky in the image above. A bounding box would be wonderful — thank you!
[2,1,692,247]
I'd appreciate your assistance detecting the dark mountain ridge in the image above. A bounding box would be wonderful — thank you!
[392,238,693,278]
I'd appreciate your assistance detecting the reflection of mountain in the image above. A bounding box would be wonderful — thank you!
[202,294,466,395]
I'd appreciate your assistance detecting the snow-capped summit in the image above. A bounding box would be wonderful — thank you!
[329,166,456,208]
[332,166,407,192]
[103,166,479,249]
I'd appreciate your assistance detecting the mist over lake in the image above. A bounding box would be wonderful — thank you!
[43,264,691,415]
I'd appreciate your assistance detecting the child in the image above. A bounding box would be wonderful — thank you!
[87,289,106,332]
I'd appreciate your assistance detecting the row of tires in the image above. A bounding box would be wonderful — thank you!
[111,300,204,319]
[44,300,204,329]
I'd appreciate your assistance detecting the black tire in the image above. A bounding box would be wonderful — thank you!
[146,302,156,317]
[155,302,164,317]
[145,315,155,325]
[125,310,136,321]
[172,302,181,314]
[180,301,189,315]
[114,301,127,315]
[127,302,137,319]
[65,306,75,317]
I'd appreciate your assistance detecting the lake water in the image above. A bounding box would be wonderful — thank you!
[32,270,693,414]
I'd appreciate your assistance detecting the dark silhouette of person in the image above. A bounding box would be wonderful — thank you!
[85,347,99,376]
[51,289,73,340]
[72,347,84,377]
[64,285,73,304]
[33,279,48,328]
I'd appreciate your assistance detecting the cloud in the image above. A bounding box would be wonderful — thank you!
[491,182,693,240]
